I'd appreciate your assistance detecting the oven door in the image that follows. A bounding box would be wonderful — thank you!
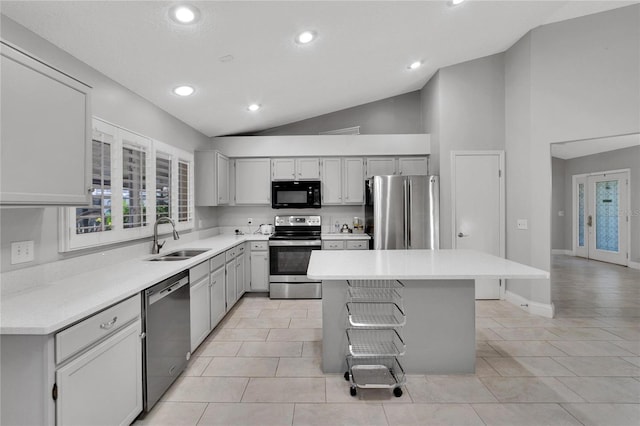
[269,240,321,283]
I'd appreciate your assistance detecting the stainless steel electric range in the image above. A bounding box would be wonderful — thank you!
[268,215,322,299]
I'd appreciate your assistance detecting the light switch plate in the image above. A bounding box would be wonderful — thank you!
[517,219,528,230]
[11,240,34,264]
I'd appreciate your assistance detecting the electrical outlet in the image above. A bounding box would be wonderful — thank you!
[11,240,34,264]
[247,218,253,225]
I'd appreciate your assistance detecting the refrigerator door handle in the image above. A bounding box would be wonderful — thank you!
[405,178,411,249]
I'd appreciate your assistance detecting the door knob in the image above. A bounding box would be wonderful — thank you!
[587,215,593,227]
[458,232,467,238]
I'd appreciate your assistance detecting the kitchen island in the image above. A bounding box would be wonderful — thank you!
[307,249,548,374]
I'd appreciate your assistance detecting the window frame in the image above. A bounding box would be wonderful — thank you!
[59,118,194,252]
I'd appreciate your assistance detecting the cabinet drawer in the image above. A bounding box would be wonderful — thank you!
[190,261,209,282]
[225,248,237,261]
[237,244,246,255]
[251,241,268,251]
[346,240,369,250]
[56,294,141,364]
[323,240,345,250]
[210,253,225,271]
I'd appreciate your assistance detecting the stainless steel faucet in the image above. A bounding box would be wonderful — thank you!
[152,217,180,254]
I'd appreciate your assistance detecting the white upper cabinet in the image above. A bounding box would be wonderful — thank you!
[272,158,320,180]
[321,158,343,204]
[398,157,429,175]
[195,151,230,206]
[343,158,364,204]
[0,43,92,206]
[321,158,364,205]
[295,158,321,180]
[235,158,271,204]
[365,157,396,178]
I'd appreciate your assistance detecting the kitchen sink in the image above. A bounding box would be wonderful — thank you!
[148,249,210,261]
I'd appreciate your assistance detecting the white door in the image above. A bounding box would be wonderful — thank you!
[398,157,428,176]
[190,276,211,351]
[235,158,271,204]
[272,159,296,180]
[575,171,629,266]
[452,152,504,299]
[366,157,396,177]
[210,266,226,328]
[296,158,320,179]
[321,158,343,204]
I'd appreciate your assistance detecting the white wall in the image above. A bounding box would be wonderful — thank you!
[505,5,640,305]
[251,91,422,136]
[421,53,506,249]
[551,157,567,251]
[0,16,215,272]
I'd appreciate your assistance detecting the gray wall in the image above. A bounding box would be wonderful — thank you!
[557,146,640,262]
[504,5,640,304]
[251,91,422,135]
[0,16,215,272]
[551,157,567,250]
[421,53,506,249]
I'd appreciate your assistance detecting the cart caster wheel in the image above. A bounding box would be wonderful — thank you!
[393,387,403,397]
[344,372,350,381]
[350,386,357,397]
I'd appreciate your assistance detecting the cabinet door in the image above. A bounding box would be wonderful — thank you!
[195,151,216,206]
[366,157,396,178]
[210,266,226,329]
[225,260,237,311]
[272,159,296,180]
[322,240,345,250]
[190,276,210,352]
[56,320,142,426]
[1,44,91,206]
[398,157,428,176]
[236,253,246,299]
[250,251,269,291]
[216,153,230,204]
[321,158,343,205]
[235,158,271,204]
[296,158,320,180]
[343,158,364,204]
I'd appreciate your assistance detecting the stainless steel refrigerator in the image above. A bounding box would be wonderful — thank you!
[364,175,440,249]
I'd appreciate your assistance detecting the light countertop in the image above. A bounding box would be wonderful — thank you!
[1,234,269,335]
[307,249,549,280]
[321,233,370,240]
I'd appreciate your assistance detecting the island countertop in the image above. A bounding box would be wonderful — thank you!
[307,249,549,280]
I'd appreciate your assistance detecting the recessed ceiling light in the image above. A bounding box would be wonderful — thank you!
[296,31,316,44]
[248,104,261,112]
[170,4,200,24]
[173,85,195,96]
[408,61,423,70]
[450,0,466,6]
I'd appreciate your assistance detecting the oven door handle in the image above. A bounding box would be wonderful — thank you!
[269,240,321,247]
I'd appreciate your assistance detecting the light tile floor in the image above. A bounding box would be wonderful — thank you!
[136,255,639,425]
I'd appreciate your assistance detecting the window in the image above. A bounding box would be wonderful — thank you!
[60,118,194,251]
[75,133,112,234]
[178,161,191,223]
[156,156,171,219]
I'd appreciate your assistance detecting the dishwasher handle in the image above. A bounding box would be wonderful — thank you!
[147,276,189,305]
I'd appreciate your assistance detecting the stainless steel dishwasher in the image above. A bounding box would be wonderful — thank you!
[142,270,191,414]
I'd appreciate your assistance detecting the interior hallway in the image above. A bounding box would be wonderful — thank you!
[135,255,640,425]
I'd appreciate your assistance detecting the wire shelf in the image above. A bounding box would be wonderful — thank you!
[347,280,404,289]
[346,302,406,328]
[346,355,406,390]
[348,286,402,303]
[346,328,406,357]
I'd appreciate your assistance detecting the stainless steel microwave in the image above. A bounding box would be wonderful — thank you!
[271,181,321,209]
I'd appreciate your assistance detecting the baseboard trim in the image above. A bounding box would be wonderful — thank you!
[504,290,555,318]
[551,249,573,255]
[629,261,640,270]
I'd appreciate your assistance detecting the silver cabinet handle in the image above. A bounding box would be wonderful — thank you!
[100,316,118,330]
[457,232,467,238]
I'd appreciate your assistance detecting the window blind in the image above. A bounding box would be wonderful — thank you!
[156,156,171,219]
[178,160,191,222]
[122,145,146,228]
[76,138,112,234]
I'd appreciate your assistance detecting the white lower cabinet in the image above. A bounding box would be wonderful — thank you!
[250,241,269,292]
[322,238,369,250]
[236,252,246,299]
[56,299,142,426]
[226,254,238,310]
[210,265,226,327]
[189,276,210,352]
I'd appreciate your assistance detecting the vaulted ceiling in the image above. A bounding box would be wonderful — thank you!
[1,1,634,137]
